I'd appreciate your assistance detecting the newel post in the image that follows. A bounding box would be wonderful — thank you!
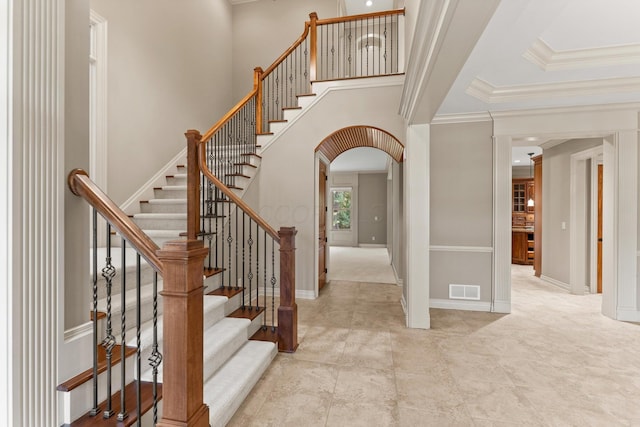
[254,67,264,134]
[278,227,298,352]
[156,240,210,427]
[309,12,318,82]
[185,129,202,240]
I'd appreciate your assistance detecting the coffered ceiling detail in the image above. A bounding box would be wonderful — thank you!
[523,38,640,71]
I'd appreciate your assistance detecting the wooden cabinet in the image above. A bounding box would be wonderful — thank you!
[512,178,535,265]
[512,229,534,265]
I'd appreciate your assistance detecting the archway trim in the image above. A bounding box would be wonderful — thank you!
[314,125,404,162]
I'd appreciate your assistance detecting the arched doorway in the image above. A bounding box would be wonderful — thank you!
[314,125,404,292]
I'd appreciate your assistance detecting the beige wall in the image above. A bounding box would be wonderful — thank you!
[90,0,233,205]
[231,0,337,102]
[65,0,91,328]
[257,83,405,295]
[542,138,603,285]
[429,121,493,302]
[358,173,388,245]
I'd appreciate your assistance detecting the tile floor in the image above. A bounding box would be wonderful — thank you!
[229,264,640,426]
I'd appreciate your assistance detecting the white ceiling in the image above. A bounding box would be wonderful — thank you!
[342,0,396,16]
[437,0,640,116]
[330,147,390,172]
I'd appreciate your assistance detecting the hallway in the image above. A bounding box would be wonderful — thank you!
[229,264,640,426]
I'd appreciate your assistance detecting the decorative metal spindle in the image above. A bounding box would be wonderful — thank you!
[271,239,276,332]
[248,218,254,310]
[221,177,226,288]
[149,271,162,425]
[117,240,128,422]
[242,212,246,307]
[227,192,232,288]
[391,15,394,73]
[136,254,142,426]
[384,17,388,74]
[255,222,260,311]
[90,208,99,416]
[102,223,116,419]
[235,196,239,290]
[263,229,267,329]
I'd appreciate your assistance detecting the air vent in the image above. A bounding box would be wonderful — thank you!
[449,284,480,301]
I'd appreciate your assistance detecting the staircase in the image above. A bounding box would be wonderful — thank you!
[62,7,404,426]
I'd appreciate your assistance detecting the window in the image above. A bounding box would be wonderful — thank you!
[331,188,352,230]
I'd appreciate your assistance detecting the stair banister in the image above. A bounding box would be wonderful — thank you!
[309,12,318,82]
[68,168,163,272]
[69,169,211,426]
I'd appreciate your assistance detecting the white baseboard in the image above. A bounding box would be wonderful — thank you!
[617,308,640,322]
[391,262,403,287]
[63,321,93,342]
[120,148,187,215]
[358,243,387,248]
[540,275,570,291]
[492,299,511,314]
[430,298,492,312]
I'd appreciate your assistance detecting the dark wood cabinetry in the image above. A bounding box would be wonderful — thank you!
[512,178,535,265]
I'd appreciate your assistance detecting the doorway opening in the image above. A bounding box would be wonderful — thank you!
[505,137,609,310]
[314,126,404,294]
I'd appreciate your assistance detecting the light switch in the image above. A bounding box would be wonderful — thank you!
[561,221,566,230]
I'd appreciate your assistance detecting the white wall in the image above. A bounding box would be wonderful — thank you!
[90,0,234,205]
[231,0,337,102]
[542,138,603,286]
[257,82,405,295]
[429,121,494,304]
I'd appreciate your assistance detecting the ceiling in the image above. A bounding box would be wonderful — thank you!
[331,147,391,172]
[436,0,640,116]
[342,0,396,16]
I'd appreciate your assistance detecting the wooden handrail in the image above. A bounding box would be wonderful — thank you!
[316,8,405,25]
[201,88,258,142]
[68,169,164,273]
[261,22,311,79]
[193,133,280,243]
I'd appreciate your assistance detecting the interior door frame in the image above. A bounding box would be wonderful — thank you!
[315,153,331,297]
[570,145,603,295]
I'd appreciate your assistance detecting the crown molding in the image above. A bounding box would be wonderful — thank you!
[524,38,640,71]
[229,0,259,5]
[431,111,492,124]
[489,100,640,119]
[466,76,640,104]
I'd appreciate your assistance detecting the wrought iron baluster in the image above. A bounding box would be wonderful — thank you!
[271,239,276,332]
[384,16,388,74]
[90,208,99,416]
[102,223,116,419]
[235,190,239,290]
[117,240,128,422]
[255,222,260,311]
[227,190,232,288]
[149,271,162,425]
[248,218,254,310]
[242,211,246,308]
[136,253,142,426]
[263,229,267,329]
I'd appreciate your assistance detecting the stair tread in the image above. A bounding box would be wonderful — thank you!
[68,380,162,427]
[208,286,243,298]
[57,345,137,392]
[228,306,265,321]
[204,340,277,426]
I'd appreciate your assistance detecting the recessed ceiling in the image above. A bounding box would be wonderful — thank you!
[436,0,640,116]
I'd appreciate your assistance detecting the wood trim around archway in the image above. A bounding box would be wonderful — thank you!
[314,125,404,162]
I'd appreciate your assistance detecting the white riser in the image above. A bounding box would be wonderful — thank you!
[140,199,187,214]
[165,174,187,186]
[296,94,316,109]
[133,213,187,230]
[283,107,302,122]
[268,121,287,133]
